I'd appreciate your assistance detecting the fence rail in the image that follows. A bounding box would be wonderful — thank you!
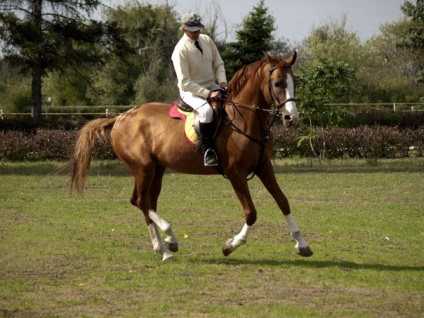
[324,102,424,112]
[0,105,134,119]
[1,103,424,119]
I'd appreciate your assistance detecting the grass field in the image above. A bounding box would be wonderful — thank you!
[0,159,423,317]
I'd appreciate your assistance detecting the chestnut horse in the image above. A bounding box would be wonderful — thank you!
[63,52,313,261]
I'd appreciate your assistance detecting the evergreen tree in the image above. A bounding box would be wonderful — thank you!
[0,0,128,123]
[222,0,275,79]
[398,0,424,84]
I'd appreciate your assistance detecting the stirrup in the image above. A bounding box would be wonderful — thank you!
[204,148,218,166]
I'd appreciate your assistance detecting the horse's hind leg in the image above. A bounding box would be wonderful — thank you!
[148,165,178,252]
[257,160,313,257]
[148,210,178,252]
[130,165,175,262]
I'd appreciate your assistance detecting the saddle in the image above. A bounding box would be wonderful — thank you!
[168,93,225,148]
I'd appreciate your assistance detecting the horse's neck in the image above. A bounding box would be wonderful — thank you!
[227,93,270,136]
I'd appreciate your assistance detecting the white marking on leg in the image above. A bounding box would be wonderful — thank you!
[225,223,251,254]
[285,213,308,248]
[234,223,251,242]
[285,213,299,233]
[147,223,174,261]
[149,210,178,245]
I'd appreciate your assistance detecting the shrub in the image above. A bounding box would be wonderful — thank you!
[272,126,424,160]
[0,129,115,161]
[1,126,423,162]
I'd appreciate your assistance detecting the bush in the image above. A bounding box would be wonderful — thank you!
[340,110,424,128]
[272,125,424,160]
[0,129,115,161]
[1,126,423,162]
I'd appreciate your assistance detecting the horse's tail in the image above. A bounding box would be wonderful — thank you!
[58,117,117,195]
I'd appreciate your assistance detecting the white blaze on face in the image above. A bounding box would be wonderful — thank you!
[284,73,299,119]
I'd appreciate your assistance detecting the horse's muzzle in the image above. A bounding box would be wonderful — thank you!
[283,115,299,128]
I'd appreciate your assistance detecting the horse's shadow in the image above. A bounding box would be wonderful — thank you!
[193,257,423,272]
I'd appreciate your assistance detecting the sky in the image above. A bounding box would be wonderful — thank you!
[102,0,406,43]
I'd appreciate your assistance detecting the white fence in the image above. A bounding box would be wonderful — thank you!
[0,105,134,119]
[1,103,424,120]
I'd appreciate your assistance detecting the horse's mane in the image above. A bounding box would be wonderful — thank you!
[228,58,269,98]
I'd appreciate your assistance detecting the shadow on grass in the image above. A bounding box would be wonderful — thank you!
[196,257,424,272]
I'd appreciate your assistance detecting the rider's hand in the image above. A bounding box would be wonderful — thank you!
[208,90,221,100]
[219,82,228,91]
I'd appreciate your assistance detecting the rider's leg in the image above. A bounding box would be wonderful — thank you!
[180,92,218,166]
[198,121,218,166]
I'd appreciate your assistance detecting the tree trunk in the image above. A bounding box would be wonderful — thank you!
[32,61,43,123]
[31,0,43,124]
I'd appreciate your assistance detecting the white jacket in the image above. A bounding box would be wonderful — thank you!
[172,33,227,99]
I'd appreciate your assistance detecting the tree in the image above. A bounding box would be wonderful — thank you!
[87,2,180,105]
[222,0,276,79]
[397,0,424,84]
[0,58,32,113]
[361,21,424,102]
[0,0,128,124]
[300,15,363,69]
[297,60,356,126]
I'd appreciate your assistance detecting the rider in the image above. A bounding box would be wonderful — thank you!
[171,12,228,166]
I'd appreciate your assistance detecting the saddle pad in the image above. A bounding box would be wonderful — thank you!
[169,102,198,147]
[169,101,189,120]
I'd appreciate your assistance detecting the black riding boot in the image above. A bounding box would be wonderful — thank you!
[199,122,218,166]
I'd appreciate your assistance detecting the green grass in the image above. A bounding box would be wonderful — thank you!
[0,159,423,317]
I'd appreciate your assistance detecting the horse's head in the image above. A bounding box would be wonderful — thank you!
[265,51,299,127]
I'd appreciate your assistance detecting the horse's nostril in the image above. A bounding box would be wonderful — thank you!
[284,115,291,121]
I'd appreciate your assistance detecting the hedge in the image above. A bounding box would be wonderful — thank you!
[0,129,114,162]
[272,126,424,159]
[1,126,423,162]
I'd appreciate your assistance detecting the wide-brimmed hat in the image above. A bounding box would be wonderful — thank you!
[181,12,204,32]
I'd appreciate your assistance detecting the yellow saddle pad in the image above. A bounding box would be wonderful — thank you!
[168,103,199,147]
[182,110,199,147]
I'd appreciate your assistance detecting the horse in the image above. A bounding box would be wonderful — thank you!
[62,51,313,262]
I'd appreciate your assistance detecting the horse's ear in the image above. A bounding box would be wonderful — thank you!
[286,51,297,66]
[264,51,279,65]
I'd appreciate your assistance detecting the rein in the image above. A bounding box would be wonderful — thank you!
[220,65,296,180]
[223,64,296,147]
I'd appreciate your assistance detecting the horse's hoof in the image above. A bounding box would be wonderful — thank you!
[222,239,235,256]
[296,246,313,257]
[165,241,179,253]
[162,253,176,262]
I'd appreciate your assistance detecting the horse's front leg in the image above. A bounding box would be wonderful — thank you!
[257,160,313,257]
[222,177,256,256]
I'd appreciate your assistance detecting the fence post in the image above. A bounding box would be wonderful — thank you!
[393,103,396,112]
[0,109,3,120]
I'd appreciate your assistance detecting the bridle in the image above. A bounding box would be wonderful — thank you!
[220,63,297,180]
[268,65,297,114]
[224,63,296,145]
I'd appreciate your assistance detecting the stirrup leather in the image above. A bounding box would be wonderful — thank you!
[204,148,218,166]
